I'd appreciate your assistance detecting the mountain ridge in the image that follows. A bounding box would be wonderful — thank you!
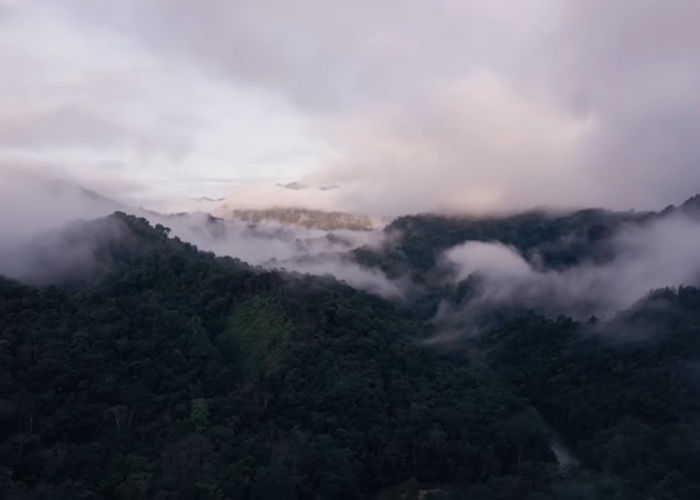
[2,202,700,498]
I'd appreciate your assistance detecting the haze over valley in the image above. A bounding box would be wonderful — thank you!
[2,1,700,499]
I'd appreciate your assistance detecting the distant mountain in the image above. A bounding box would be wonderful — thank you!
[190,196,226,202]
[182,183,371,230]
[228,207,382,231]
[277,181,339,191]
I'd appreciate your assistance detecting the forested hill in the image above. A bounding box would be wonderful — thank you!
[354,195,700,281]
[353,209,640,282]
[0,213,557,499]
[2,210,700,499]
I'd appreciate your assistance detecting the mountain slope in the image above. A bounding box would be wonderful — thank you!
[0,213,555,499]
[479,290,700,499]
[354,207,652,279]
[3,199,700,499]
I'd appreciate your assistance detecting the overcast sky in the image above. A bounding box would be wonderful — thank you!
[1,0,699,215]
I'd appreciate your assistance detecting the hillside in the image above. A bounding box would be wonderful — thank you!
[1,204,700,499]
[0,213,555,499]
[353,208,651,279]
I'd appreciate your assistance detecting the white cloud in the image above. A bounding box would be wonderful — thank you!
[444,241,533,282]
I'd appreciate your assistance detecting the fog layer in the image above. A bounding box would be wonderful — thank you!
[0,170,397,295]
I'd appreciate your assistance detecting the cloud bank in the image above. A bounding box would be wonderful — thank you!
[1,1,698,217]
[21,0,696,217]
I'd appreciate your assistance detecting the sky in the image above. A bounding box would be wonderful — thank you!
[0,1,335,203]
[1,1,699,216]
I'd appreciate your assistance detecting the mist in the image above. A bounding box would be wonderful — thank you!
[2,0,700,301]
[0,169,399,295]
[441,214,700,318]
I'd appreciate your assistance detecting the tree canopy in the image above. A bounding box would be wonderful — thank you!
[2,209,699,499]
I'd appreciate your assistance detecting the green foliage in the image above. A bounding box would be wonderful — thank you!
[480,294,700,499]
[354,208,650,282]
[223,295,293,383]
[3,206,700,499]
[190,399,211,433]
[0,213,554,499]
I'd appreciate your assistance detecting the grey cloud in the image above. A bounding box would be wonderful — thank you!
[60,0,544,112]
[0,106,142,150]
[10,0,700,216]
[55,0,700,215]
[0,100,193,162]
[0,0,17,19]
[556,0,700,210]
[0,17,196,164]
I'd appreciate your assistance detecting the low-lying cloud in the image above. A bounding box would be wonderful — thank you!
[3,0,700,302]
[442,214,700,318]
[0,168,399,295]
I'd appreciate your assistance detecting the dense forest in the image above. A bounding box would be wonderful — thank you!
[2,203,700,499]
